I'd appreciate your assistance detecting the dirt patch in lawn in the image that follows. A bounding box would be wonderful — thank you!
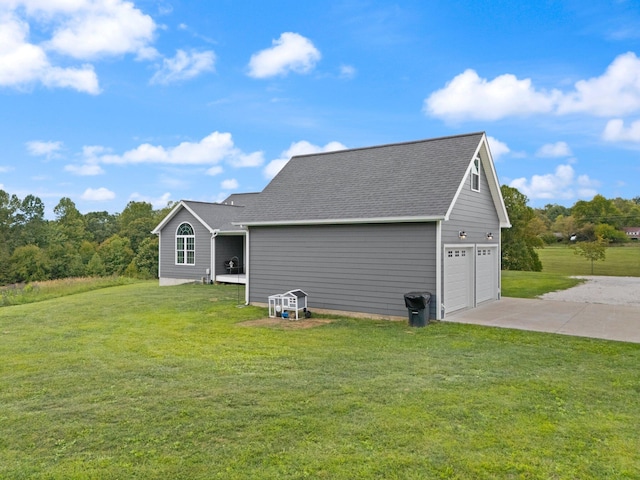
[239,317,334,329]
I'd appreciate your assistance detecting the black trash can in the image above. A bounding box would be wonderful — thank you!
[404,292,431,327]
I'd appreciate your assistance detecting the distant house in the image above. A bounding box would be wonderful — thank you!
[235,132,510,320]
[152,197,256,286]
[622,227,640,240]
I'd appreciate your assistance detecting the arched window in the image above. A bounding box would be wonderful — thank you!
[176,223,195,265]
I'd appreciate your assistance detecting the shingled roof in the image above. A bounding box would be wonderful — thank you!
[221,192,261,207]
[237,132,501,225]
[151,200,246,234]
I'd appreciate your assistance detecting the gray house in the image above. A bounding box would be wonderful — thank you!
[152,199,252,286]
[236,132,510,320]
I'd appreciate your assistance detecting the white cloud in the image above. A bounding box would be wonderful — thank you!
[82,145,110,158]
[227,151,265,168]
[206,165,223,176]
[0,12,100,93]
[263,140,347,179]
[0,166,13,173]
[26,140,63,158]
[0,0,158,94]
[81,187,115,201]
[99,131,259,167]
[425,52,640,122]
[56,133,261,179]
[424,69,560,121]
[339,64,356,79]
[129,191,172,209]
[150,49,215,85]
[64,163,104,176]
[221,178,238,190]
[602,118,640,142]
[263,158,289,180]
[536,141,572,158]
[487,136,510,160]
[509,164,599,201]
[248,32,321,78]
[557,52,640,116]
[41,0,157,60]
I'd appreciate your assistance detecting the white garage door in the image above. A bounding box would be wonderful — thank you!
[476,247,498,304]
[444,247,473,313]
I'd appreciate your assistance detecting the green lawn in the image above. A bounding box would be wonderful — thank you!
[537,244,640,277]
[1,282,639,479]
[500,244,640,299]
[500,271,585,298]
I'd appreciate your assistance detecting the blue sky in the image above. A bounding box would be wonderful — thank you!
[1,0,640,217]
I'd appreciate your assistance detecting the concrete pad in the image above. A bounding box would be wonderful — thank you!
[446,297,640,344]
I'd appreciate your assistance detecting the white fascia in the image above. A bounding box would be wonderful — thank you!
[233,215,445,228]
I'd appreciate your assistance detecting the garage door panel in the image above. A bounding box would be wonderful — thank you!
[444,247,473,313]
[476,247,497,304]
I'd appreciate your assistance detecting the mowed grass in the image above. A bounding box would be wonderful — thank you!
[1,282,639,479]
[501,271,585,298]
[537,244,640,277]
[501,244,640,298]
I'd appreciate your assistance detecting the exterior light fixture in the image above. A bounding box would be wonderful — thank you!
[486,232,493,240]
[459,231,466,240]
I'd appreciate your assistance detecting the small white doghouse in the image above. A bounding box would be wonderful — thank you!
[268,289,308,320]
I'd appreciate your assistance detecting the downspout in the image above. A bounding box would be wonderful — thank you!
[244,227,250,305]
[211,230,219,284]
[155,232,161,280]
[498,229,502,299]
[435,220,442,320]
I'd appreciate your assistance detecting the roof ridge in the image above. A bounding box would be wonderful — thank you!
[183,199,244,208]
[290,131,485,160]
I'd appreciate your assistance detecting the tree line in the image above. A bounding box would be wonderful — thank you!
[3,186,639,284]
[0,189,173,285]
[501,186,640,271]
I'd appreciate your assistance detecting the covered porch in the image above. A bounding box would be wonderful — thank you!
[215,273,247,284]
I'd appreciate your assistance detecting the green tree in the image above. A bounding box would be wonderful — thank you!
[85,211,118,244]
[46,242,85,279]
[131,236,159,279]
[53,197,87,245]
[500,185,543,271]
[540,203,571,224]
[0,190,17,283]
[86,252,106,277]
[119,201,156,252]
[572,195,622,228]
[14,194,47,248]
[98,235,134,276]
[572,239,606,274]
[595,224,628,244]
[9,245,51,282]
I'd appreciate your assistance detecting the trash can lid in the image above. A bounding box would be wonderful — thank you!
[404,292,431,309]
[404,291,431,300]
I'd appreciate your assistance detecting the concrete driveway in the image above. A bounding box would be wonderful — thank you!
[445,276,640,343]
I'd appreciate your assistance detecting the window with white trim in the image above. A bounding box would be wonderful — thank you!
[471,157,480,192]
[176,223,195,265]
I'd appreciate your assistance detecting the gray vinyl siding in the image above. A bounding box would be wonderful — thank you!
[215,235,245,274]
[158,208,212,281]
[248,223,437,318]
[442,162,501,245]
